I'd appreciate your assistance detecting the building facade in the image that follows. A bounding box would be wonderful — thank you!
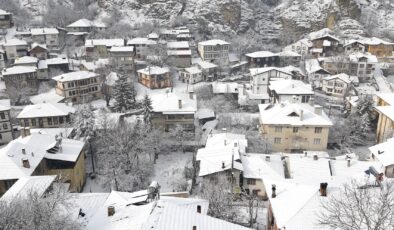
[198,39,230,65]
[137,66,172,89]
[0,105,13,145]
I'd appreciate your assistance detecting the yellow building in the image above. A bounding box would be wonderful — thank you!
[375,93,394,143]
[258,102,333,152]
[0,129,86,197]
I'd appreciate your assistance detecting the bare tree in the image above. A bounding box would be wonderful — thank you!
[318,180,394,230]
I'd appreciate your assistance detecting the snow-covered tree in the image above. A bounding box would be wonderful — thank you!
[142,94,153,126]
[72,104,95,139]
[112,74,137,112]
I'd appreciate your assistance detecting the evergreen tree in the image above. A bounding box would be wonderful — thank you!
[112,74,137,112]
[142,94,153,126]
[72,103,95,139]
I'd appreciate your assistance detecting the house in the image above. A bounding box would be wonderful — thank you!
[375,93,394,143]
[0,104,13,145]
[277,51,301,67]
[268,79,314,104]
[1,38,28,61]
[305,59,331,88]
[44,57,70,75]
[80,59,108,73]
[197,39,230,65]
[282,38,313,57]
[363,37,394,58]
[322,73,352,97]
[29,43,49,59]
[52,71,101,103]
[30,28,59,48]
[0,48,5,70]
[197,61,218,81]
[14,56,39,66]
[0,130,86,196]
[369,138,394,178]
[66,18,105,34]
[309,32,340,57]
[260,153,382,230]
[109,46,134,72]
[160,28,192,40]
[179,66,203,84]
[102,72,118,100]
[167,49,192,68]
[245,51,279,68]
[137,66,171,89]
[348,52,377,82]
[17,103,75,129]
[343,40,366,54]
[127,38,157,59]
[258,102,333,152]
[1,66,38,96]
[150,92,197,132]
[85,39,125,60]
[0,9,13,28]
[250,67,296,97]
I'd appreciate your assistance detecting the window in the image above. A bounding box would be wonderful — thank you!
[48,117,52,125]
[59,117,64,124]
[293,127,299,133]
[275,126,282,133]
[247,178,256,185]
[252,189,260,195]
[315,127,322,134]
[0,112,5,119]
[3,123,7,130]
[313,138,321,145]
[24,119,29,126]
[54,117,59,125]
[31,119,37,126]
[274,137,281,144]
[0,133,2,139]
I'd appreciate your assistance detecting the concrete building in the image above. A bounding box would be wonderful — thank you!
[109,46,134,72]
[85,39,124,60]
[1,66,38,96]
[30,28,59,48]
[197,39,230,65]
[268,79,314,104]
[258,102,333,152]
[17,103,75,129]
[52,71,101,103]
[179,66,203,84]
[1,39,28,61]
[127,38,157,59]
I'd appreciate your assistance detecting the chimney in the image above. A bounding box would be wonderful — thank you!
[300,109,304,121]
[193,226,197,230]
[22,158,30,168]
[272,184,276,198]
[224,139,227,145]
[314,105,323,115]
[319,183,328,196]
[313,154,318,160]
[107,206,115,217]
[21,127,31,138]
[221,161,225,169]
[22,148,26,155]
[265,155,270,162]
[347,159,351,167]
[178,100,182,109]
[189,92,194,100]
[234,142,238,148]
[304,151,307,157]
[197,205,201,214]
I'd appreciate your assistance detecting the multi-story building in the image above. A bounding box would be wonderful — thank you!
[52,71,101,103]
[0,105,13,145]
[137,66,171,89]
[30,28,59,48]
[1,38,28,61]
[321,73,352,97]
[0,9,13,29]
[1,66,38,96]
[364,37,394,58]
[305,59,332,89]
[127,38,157,59]
[258,102,333,152]
[167,42,192,68]
[109,46,134,72]
[179,66,203,84]
[29,43,49,60]
[85,39,124,60]
[197,39,230,65]
[0,129,86,196]
[375,93,394,143]
[283,38,313,57]
[343,40,366,54]
[17,103,75,129]
[245,51,279,68]
[150,92,197,132]
[268,79,314,104]
[309,34,340,57]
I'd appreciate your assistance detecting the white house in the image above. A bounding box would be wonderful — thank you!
[197,39,230,65]
[322,73,352,97]
[1,39,28,61]
[127,38,157,59]
[283,38,313,57]
[30,28,59,48]
[268,79,314,104]
[179,66,203,84]
[305,59,332,88]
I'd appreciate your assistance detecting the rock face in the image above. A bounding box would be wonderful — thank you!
[16,0,394,43]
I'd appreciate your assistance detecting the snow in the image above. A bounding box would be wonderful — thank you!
[150,92,197,114]
[2,66,37,76]
[105,72,119,86]
[324,73,352,84]
[85,39,124,47]
[375,106,394,121]
[198,61,218,69]
[0,175,56,202]
[30,128,73,138]
[212,82,239,94]
[0,9,11,15]
[250,67,292,76]
[14,56,38,65]
[109,46,134,52]
[30,28,59,35]
[167,49,192,56]
[245,50,276,58]
[258,102,333,126]
[30,89,65,104]
[2,38,27,46]
[53,71,98,82]
[137,66,170,75]
[376,93,394,106]
[369,138,394,167]
[17,103,75,119]
[195,108,215,120]
[45,57,69,65]
[199,39,230,46]
[184,66,202,75]
[67,18,94,28]
[44,138,85,162]
[166,41,189,49]
[269,79,313,95]
[127,37,157,45]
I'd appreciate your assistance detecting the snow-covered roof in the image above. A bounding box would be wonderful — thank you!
[1,66,37,76]
[269,79,314,95]
[167,49,192,56]
[183,66,202,74]
[0,9,11,15]
[105,72,119,86]
[45,57,69,65]
[44,138,85,162]
[241,154,283,179]
[376,93,394,106]
[195,108,215,119]
[67,18,93,28]
[212,82,240,94]
[2,38,27,46]
[0,175,56,202]
[53,71,98,82]
[30,128,74,138]
[147,33,159,39]
[166,41,189,49]
[245,50,276,58]
[260,153,383,229]
[205,133,247,151]
[17,103,75,119]
[109,46,134,52]
[14,56,38,65]
[30,28,59,35]
[250,67,292,77]
[150,92,197,114]
[30,42,48,51]
[199,39,230,46]
[30,89,65,104]
[358,37,394,45]
[85,39,124,47]
[305,59,329,74]
[80,59,108,71]
[369,138,394,167]
[0,102,9,111]
[277,51,301,57]
[127,37,157,45]
[137,66,170,75]
[375,106,394,121]
[323,73,351,84]
[309,28,339,41]
[198,61,218,69]
[349,52,378,63]
[258,102,332,126]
